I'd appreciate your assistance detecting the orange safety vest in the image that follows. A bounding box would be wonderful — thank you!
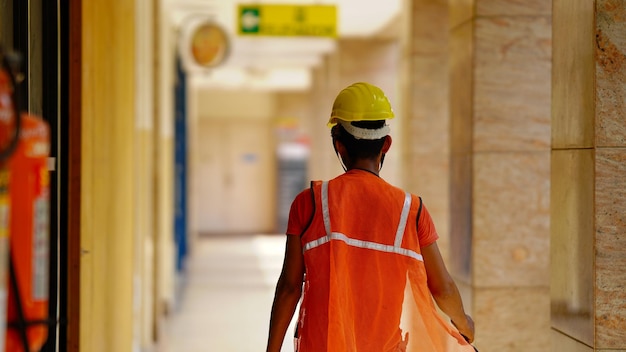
[296,174,474,352]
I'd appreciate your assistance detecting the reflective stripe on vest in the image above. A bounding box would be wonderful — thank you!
[303,181,423,262]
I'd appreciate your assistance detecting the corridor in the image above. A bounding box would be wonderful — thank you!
[158,234,295,352]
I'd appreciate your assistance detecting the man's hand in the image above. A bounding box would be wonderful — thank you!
[452,314,475,343]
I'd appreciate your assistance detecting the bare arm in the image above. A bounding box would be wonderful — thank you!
[266,235,305,352]
[422,242,475,342]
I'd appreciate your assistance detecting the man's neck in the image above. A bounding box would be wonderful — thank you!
[347,159,380,176]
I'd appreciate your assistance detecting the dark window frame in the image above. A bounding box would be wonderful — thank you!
[9,1,67,351]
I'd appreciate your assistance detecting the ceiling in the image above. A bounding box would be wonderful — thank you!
[165,0,402,91]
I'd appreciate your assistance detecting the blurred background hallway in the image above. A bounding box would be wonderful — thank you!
[0,0,624,351]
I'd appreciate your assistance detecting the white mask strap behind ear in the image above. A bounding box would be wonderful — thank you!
[338,120,390,140]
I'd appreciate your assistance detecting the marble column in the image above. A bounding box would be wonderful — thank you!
[552,1,626,350]
[449,1,552,350]
[405,0,453,261]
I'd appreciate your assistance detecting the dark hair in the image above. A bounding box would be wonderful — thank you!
[331,120,387,160]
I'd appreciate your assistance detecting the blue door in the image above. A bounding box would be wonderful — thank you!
[174,55,188,272]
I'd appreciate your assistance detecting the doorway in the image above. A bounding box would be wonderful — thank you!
[197,118,276,234]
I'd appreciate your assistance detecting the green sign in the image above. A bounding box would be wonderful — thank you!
[238,4,337,37]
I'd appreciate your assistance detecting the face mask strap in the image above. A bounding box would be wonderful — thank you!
[332,139,348,172]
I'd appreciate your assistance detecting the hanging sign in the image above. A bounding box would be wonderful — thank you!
[238,4,337,37]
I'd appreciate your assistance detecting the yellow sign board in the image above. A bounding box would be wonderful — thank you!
[238,4,337,37]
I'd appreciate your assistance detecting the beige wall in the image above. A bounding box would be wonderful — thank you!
[81,0,136,350]
[449,0,552,351]
[308,62,340,181]
[134,0,156,349]
[552,1,626,350]
[155,0,176,335]
[195,89,276,120]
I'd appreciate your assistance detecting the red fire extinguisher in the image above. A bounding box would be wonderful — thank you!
[6,113,50,352]
[0,47,50,352]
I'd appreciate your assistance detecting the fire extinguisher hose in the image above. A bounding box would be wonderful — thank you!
[7,251,55,352]
[8,253,30,352]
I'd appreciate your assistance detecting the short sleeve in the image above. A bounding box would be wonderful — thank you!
[286,188,314,236]
[417,202,439,247]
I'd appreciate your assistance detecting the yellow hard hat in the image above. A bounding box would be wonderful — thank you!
[328,82,395,127]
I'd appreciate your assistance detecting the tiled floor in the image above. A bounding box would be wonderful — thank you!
[157,234,296,352]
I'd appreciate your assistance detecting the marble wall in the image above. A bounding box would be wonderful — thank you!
[594,1,626,345]
[449,0,552,350]
[552,1,626,350]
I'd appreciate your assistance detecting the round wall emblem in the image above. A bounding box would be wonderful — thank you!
[189,23,229,67]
